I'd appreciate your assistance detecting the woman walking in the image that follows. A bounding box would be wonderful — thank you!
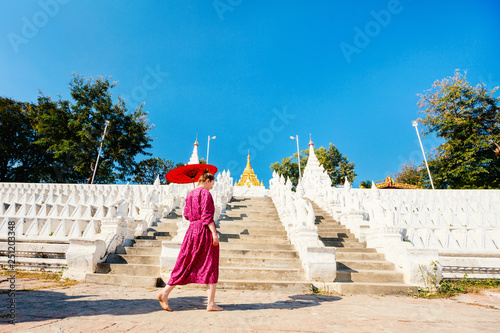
[157,169,223,311]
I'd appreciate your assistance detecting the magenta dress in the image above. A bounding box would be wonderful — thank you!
[167,187,219,285]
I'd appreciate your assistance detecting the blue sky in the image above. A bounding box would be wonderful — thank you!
[1,0,499,185]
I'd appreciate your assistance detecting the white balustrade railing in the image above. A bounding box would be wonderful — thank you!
[269,171,336,282]
[300,161,500,284]
[0,174,235,279]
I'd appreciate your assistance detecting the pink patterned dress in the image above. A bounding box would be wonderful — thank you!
[167,187,219,285]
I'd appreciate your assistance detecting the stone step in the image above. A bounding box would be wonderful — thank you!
[224,211,278,216]
[230,198,276,205]
[106,254,160,265]
[132,239,162,247]
[224,236,290,245]
[118,246,162,256]
[226,207,277,212]
[316,226,351,232]
[217,222,285,231]
[220,216,281,225]
[335,251,386,261]
[219,256,302,269]
[218,227,287,236]
[223,208,278,213]
[135,235,156,240]
[319,237,359,242]
[185,279,312,293]
[153,222,179,228]
[85,273,161,287]
[96,263,159,276]
[335,269,405,283]
[337,260,395,271]
[316,232,356,238]
[227,206,277,211]
[321,241,366,248]
[328,282,418,295]
[160,215,183,221]
[219,242,295,251]
[138,234,174,241]
[219,231,288,239]
[148,225,177,236]
[219,266,304,281]
[155,236,174,241]
[335,247,377,253]
[220,249,299,259]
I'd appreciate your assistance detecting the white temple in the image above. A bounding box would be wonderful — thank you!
[233,153,268,197]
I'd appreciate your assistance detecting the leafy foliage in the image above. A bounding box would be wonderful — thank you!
[133,157,174,185]
[394,160,427,188]
[270,143,356,188]
[0,98,54,182]
[359,180,372,188]
[3,74,154,184]
[270,156,300,188]
[418,70,500,188]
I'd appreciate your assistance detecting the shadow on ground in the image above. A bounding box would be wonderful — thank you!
[0,288,342,323]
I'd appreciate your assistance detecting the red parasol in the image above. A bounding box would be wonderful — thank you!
[165,164,218,184]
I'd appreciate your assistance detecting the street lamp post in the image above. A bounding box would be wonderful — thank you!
[207,135,216,164]
[412,120,435,190]
[91,120,110,185]
[290,135,301,180]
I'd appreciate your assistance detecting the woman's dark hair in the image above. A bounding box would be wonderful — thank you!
[198,169,215,184]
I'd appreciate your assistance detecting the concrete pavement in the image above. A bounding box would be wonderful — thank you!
[1,279,500,333]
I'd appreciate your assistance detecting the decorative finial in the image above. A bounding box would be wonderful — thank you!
[309,133,314,146]
[194,133,199,146]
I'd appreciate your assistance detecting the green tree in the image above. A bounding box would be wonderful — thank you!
[270,143,356,188]
[0,97,53,182]
[270,156,300,188]
[418,70,500,189]
[359,180,372,188]
[394,160,426,188]
[133,157,175,185]
[33,74,153,183]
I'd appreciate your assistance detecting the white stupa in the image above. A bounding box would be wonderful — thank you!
[301,135,332,197]
[188,137,200,165]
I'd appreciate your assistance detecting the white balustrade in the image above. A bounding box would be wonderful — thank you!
[298,145,500,284]
[269,171,336,282]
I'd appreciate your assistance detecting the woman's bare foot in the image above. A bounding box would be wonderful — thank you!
[157,292,173,311]
[207,304,223,312]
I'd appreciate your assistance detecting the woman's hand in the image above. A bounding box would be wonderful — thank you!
[212,233,219,247]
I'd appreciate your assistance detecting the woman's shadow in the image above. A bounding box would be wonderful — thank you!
[170,294,342,312]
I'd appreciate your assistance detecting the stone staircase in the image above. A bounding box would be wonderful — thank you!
[86,197,311,293]
[311,202,417,295]
[216,196,310,292]
[85,208,181,287]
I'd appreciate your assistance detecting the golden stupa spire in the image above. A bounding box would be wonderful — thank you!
[236,152,263,187]
[309,133,314,146]
[194,133,199,146]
